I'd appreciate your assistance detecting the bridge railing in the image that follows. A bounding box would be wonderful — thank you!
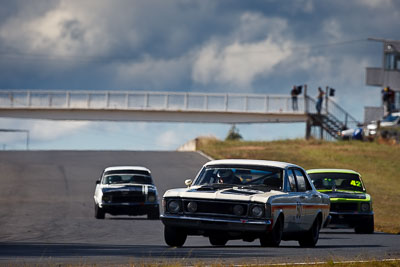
[0,90,306,114]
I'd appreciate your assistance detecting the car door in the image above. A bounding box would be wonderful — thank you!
[292,168,317,230]
[283,168,303,232]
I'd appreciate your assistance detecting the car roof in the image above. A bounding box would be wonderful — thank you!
[104,166,151,173]
[307,168,360,176]
[205,159,300,169]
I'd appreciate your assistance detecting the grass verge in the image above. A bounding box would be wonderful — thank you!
[197,138,400,234]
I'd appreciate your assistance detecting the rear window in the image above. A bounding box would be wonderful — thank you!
[105,170,150,176]
[102,170,153,185]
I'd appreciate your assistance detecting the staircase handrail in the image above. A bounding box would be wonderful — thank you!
[305,95,360,129]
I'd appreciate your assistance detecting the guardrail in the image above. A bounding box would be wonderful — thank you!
[0,90,306,114]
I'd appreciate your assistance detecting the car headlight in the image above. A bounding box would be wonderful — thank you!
[187,201,198,213]
[233,204,245,216]
[251,205,264,218]
[148,195,156,202]
[102,195,111,203]
[360,202,370,212]
[167,200,181,213]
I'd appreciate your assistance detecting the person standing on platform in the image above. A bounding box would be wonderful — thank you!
[316,87,324,114]
[291,85,299,111]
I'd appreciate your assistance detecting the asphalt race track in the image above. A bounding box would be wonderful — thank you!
[0,151,399,266]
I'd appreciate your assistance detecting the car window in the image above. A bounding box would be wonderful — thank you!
[286,169,297,192]
[293,169,310,192]
[102,174,153,185]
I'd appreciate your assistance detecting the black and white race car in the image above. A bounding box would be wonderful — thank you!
[94,166,159,219]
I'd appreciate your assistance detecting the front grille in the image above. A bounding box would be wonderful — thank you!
[182,199,248,217]
[330,202,358,212]
[104,191,145,203]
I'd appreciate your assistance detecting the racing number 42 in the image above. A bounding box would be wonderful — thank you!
[350,180,361,187]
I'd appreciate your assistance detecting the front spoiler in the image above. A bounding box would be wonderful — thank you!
[160,214,271,232]
[328,211,374,227]
[101,203,159,215]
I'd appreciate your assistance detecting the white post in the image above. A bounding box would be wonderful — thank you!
[9,92,13,107]
[27,91,31,107]
[105,92,110,108]
[165,94,169,109]
[66,92,70,108]
[145,93,149,108]
[184,93,188,110]
[286,97,289,112]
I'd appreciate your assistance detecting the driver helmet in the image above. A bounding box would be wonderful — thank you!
[217,169,233,183]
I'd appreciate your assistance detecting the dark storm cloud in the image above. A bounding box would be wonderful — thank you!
[0,0,399,106]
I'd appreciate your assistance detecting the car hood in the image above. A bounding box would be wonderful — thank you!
[163,186,283,203]
[320,190,368,200]
[101,184,156,193]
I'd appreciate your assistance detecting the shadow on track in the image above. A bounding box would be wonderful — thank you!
[106,217,160,221]
[0,242,383,259]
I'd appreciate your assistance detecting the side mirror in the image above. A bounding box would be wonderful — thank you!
[96,180,100,185]
[185,179,192,187]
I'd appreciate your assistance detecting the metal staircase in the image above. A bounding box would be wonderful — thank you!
[306,96,360,140]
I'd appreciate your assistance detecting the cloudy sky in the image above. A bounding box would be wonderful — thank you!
[0,0,399,150]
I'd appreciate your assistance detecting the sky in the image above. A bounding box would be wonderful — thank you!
[0,0,399,150]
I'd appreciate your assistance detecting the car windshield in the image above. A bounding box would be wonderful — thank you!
[102,174,153,185]
[308,172,365,192]
[193,164,283,191]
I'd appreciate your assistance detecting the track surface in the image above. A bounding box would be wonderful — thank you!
[0,151,399,265]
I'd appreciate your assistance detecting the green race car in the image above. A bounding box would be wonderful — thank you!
[307,169,374,234]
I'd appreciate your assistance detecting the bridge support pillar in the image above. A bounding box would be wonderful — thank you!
[305,117,312,140]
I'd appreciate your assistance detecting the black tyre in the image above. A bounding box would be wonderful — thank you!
[209,235,228,246]
[94,203,105,219]
[164,226,187,247]
[260,216,283,247]
[147,208,160,220]
[298,216,321,247]
[355,216,374,234]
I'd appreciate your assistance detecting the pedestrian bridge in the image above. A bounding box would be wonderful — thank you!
[0,90,310,123]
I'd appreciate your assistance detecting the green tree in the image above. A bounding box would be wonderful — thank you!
[225,124,243,141]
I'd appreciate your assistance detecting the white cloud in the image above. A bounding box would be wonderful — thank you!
[355,0,394,9]
[115,55,192,90]
[292,0,314,13]
[156,130,180,149]
[31,120,89,140]
[192,13,293,88]
[0,119,89,145]
[322,19,343,40]
[0,1,142,59]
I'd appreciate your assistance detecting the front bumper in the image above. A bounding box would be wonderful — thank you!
[101,203,159,216]
[328,211,374,228]
[161,214,271,232]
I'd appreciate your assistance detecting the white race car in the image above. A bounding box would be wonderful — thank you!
[94,166,159,219]
[161,159,330,247]
[365,112,400,137]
